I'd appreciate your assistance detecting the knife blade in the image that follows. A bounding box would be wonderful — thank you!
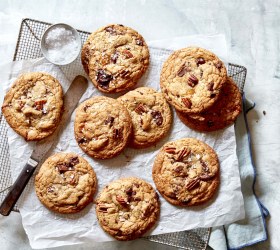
[0,75,88,216]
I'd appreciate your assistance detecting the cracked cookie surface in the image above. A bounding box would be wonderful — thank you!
[177,77,242,132]
[74,96,132,159]
[81,24,149,93]
[160,47,227,113]
[95,177,160,241]
[35,152,97,214]
[1,72,63,141]
[152,138,220,206]
[118,87,172,148]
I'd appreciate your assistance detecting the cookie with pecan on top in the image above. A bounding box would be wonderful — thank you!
[118,87,172,148]
[35,152,97,214]
[95,177,160,241]
[152,138,220,206]
[81,24,149,93]
[1,72,63,141]
[74,96,132,159]
[160,47,227,114]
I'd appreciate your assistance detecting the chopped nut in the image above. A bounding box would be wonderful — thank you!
[33,99,47,111]
[182,97,192,108]
[116,195,129,206]
[122,49,133,59]
[177,64,190,77]
[188,74,199,87]
[164,146,176,154]
[186,179,200,191]
[135,103,147,114]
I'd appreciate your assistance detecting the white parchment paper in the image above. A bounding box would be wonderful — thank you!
[1,35,245,249]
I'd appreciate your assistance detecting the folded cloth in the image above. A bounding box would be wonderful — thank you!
[209,95,269,250]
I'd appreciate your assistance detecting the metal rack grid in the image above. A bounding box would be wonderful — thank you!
[0,18,247,250]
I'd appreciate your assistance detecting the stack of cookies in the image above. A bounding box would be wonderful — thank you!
[160,47,242,132]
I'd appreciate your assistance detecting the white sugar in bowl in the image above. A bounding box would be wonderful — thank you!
[41,23,81,65]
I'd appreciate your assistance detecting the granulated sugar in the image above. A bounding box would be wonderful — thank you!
[44,27,80,64]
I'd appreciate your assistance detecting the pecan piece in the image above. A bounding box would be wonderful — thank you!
[57,163,74,173]
[200,159,209,172]
[176,147,191,161]
[182,98,192,108]
[96,69,113,89]
[200,174,214,181]
[105,26,117,35]
[135,103,147,114]
[69,156,79,166]
[151,110,163,126]
[164,146,176,154]
[34,99,47,111]
[122,49,133,59]
[98,204,110,213]
[177,64,190,77]
[196,57,205,66]
[188,74,198,87]
[174,165,184,173]
[186,179,200,191]
[116,195,129,206]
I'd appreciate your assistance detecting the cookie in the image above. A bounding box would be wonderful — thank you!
[1,72,63,141]
[118,87,172,148]
[81,24,149,93]
[95,177,160,241]
[74,96,132,159]
[35,152,97,214]
[152,138,220,206]
[160,47,227,114]
[177,77,242,132]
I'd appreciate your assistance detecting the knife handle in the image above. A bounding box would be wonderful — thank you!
[0,158,38,216]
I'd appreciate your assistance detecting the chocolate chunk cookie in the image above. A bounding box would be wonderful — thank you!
[177,77,242,132]
[74,96,132,159]
[118,87,172,148]
[95,177,160,241]
[1,72,63,141]
[160,47,227,113]
[152,138,220,206]
[35,152,97,214]
[81,24,149,93]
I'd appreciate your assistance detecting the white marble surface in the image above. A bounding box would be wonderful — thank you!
[0,0,279,249]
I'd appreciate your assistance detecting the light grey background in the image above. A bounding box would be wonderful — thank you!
[0,0,279,249]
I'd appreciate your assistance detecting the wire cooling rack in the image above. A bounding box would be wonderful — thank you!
[0,18,247,250]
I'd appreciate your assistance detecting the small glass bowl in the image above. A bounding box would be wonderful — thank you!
[40,23,81,65]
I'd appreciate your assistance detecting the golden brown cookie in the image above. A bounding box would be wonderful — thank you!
[1,72,63,141]
[160,47,227,114]
[177,77,242,132]
[74,96,132,159]
[118,87,172,148]
[35,152,97,214]
[95,177,160,241]
[152,138,220,206]
[81,24,149,93]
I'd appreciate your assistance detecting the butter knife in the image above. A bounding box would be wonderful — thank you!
[0,75,88,216]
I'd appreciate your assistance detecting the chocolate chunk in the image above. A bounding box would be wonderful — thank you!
[111,53,118,64]
[105,26,117,35]
[57,163,74,174]
[164,146,176,154]
[200,174,214,181]
[188,74,199,87]
[151,110,163,126]
[69,156,79,166]
[105,116,114,127]
[196,57,205,66]
[78,137,87,144]
[207,120,214,127]
[136,38,144,46]
[96,69,113,89]
[210,93,216,98]
[113,128,123,139]
[214,61,223,70]
[182,98,192,108]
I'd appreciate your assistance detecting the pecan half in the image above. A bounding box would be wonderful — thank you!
[34,99,47,111]
[176,147,191,161]
[186,179,200,191]
[164,146,176,154]
[182,98,192,108]
[135,103,147,114]
[188,74,199,87]
[151,110,163,126]
[122,49,133,59]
